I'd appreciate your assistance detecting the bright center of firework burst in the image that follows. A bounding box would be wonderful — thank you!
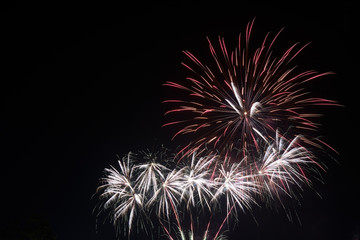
[134,194,142,205]
[224,178,230,188]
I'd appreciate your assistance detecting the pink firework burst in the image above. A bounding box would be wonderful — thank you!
[163,19,339,159]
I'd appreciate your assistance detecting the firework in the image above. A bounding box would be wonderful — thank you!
[96,134,316,238]
[253,130,320,207]
[163,19,338,157]
[97,153,142,235]
[211,160,259,215]
[96,20,338,240]
[180,153,216,210]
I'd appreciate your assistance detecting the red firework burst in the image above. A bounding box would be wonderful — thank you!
[163,19,339,158]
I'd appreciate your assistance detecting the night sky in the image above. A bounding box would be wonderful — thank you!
[1,2,359,240]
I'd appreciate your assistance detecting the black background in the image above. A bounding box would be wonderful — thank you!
[1,1,359,240]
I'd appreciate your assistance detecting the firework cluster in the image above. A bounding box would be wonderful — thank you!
[96,20,338,239]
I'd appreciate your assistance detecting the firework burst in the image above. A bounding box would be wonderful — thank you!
[163,19,338,157]
[253,130,320,207]
[180,153,216,210]
[97,153,143,235]
[211,160,259,215]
